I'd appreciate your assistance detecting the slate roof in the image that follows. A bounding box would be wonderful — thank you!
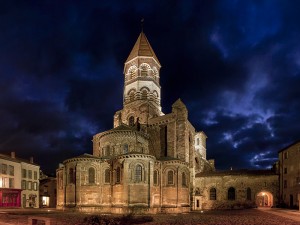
[0,153,39,166]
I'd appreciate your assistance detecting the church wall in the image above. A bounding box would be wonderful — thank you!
[93,130,149,157]
[160,162,190,209]
[128,184,149,205]
[162,187,178,206]
[56,168,64,208]
[195,173,279,209]
[167,120,177,158]
[172,103,189,163]
[147,126,161,158]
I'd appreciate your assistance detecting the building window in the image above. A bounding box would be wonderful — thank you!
[141,64,149,76]
[105,146,110,156]
[210,188,217,200]
[167,170,174,185]
[141,90,148,100]
[182,172,187,187]
[104,169,110,183]
[197,138,199,145]
[129,92,135,102]
[88,167,95,184]
[137,142,143,153]
[247,188,251,200]
[27,181,32,190]
[228,187,236,200]
[21,180,26,189]
[2,164,7,174]
[123,144,129,154]
[135,165,142,182]
[284,180,287,188]
[34,171,37,180]
[153,170,158,185]
[28,170,32,179]
[1,177,8,188]
[116,167,121,184]
[129,116,134,126]
[22,169,27,178]
[284,167,287,174]
[69,168,75,184]
[33,182,37,191]
[8,165,14,176]
[9,178,14,188]
[284,151,288,159]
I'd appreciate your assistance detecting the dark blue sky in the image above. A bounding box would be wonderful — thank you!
[1,0,300,174]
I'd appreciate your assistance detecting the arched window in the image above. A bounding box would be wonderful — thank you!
[152,67,158,78]
[88,167,95,184]
[69,168,74,184]
[153,170,158,185]
[123,144,129,154]
[105,145,110,156]
[228,187,235,200]
[129,116,134,126]
[129,91,135,102]
[137,142,143,152]
[210,188,217,200]
[167,170,174,185]
[247,187,251,200]
[104,169,110,184]
[182,172,187,187]
[141,90,148,100]
[116,167,121,184]
[197,138,200,145]
[140,63,149,76]
[135,165,142,182]
[128,66,137,79]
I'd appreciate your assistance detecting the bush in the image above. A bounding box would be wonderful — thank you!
[82,214,153,225]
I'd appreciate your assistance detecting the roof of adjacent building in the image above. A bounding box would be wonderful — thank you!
[0,153,39,166]
[278,140,300,153]
[195,169,277,177]
[125,32,161,66]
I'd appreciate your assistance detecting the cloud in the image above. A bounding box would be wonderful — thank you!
[1,0,300,173]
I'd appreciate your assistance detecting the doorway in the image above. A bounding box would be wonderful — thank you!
[289,194,293,208]
[256,191,273,207]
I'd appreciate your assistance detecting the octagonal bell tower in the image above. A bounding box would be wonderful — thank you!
[114,32,163,127]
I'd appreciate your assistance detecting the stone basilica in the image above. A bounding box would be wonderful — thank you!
[56,32,278,214]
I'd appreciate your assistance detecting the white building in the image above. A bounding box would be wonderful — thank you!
[0,152,40,208]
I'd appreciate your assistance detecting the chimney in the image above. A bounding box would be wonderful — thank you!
[30,157,34,163]
[11,152,16,158]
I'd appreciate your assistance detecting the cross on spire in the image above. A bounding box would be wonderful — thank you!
[141,18,144,32]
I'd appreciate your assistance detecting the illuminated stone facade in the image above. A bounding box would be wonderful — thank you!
[194,170,278,210]
[278,141,300,208]
[56,32,279,213]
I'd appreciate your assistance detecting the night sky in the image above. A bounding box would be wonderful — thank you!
[1,1,300,174]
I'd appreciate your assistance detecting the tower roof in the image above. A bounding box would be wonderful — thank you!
[172,98,187,108]
[125,32,161,66]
